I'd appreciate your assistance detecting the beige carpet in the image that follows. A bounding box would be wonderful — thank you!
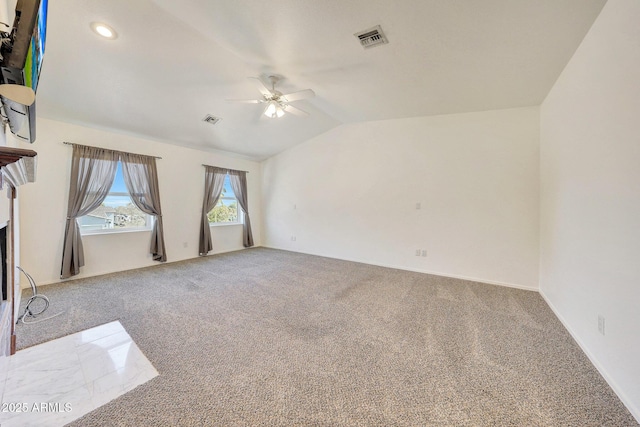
[16,248,638,426]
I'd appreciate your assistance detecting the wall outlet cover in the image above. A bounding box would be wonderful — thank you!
[598,315,605,335]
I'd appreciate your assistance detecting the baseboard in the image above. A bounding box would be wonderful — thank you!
[540,290,640,424]
[262,245,538,292]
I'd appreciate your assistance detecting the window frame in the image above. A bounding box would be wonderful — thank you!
[78,167,155,236]
[207,175,243,227]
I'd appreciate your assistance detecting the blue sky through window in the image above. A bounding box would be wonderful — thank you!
[112,162,127,192]
[104,162,131,207]
[222,175,234,198]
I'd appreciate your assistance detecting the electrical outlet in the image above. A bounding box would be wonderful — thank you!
[416,202,421,210]
[183,242,188,248]
[415,249,421,256]
[291,236,296,241]
[421,250,427,257]
[598,315,605,335]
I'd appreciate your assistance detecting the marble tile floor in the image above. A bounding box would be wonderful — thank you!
[0,321,158,427]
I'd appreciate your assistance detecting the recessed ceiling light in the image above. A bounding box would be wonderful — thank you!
[90,22,118,39]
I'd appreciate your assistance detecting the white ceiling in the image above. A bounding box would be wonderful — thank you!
[35,0,607,161]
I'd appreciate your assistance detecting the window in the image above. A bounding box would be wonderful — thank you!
[208,174,242,225]
[79,162,153,234]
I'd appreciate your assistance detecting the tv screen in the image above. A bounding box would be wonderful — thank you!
[1,0,48,91]
[24,0,47,91]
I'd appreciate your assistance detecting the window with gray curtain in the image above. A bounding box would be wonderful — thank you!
[199,166,254,255]
[61,144,166,279]
[120,152,166,262]
[227,169,254,248]
[60,145,119,279]
[199,166,227,255]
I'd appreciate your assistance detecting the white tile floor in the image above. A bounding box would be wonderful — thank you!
[0,321,158,427]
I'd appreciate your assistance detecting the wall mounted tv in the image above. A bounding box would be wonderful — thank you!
[0,0,48,143]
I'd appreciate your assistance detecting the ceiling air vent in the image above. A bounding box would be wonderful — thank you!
[354,25,388,49]
[202,114,221,125]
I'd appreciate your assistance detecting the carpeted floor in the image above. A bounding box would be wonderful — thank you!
[16,248,638,426]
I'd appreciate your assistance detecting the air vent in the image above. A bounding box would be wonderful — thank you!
[202,114,221,125]
[354,25,388,49]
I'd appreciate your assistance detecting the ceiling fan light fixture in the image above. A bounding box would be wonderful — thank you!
[231,75,315,118]
[264,101,277,118]
[264,101,285,118]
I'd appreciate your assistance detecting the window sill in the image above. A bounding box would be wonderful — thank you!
[209,222,243,228]
[81,228,152,237]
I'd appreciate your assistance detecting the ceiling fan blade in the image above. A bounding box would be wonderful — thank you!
[283,104,309,117]
[249,77,273,98]
[280,89,315,102]
[226,98,262,104]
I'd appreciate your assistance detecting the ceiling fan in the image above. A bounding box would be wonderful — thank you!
[228,75,315,118]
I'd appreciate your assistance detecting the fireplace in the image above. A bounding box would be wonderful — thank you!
[0,221,9,357]
[0,146,37,356]
[0,223,6,301]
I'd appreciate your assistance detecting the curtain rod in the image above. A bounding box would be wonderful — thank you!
[63,141,162,160]
[202,164,249,174]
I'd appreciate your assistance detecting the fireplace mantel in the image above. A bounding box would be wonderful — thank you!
[0,146,37,168]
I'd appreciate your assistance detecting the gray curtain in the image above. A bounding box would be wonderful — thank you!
[120,152,167,262]
[228,169,254,247]
[199,166,227,255]
[60,145,118,279]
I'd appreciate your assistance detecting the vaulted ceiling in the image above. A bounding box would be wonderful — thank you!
[35,0,607,160]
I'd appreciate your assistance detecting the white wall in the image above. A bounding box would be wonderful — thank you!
[262,107,540,289]
[540,0,640,420]
[17,118,262,285]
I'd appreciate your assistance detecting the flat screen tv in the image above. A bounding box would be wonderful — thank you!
[0,0,48,143]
